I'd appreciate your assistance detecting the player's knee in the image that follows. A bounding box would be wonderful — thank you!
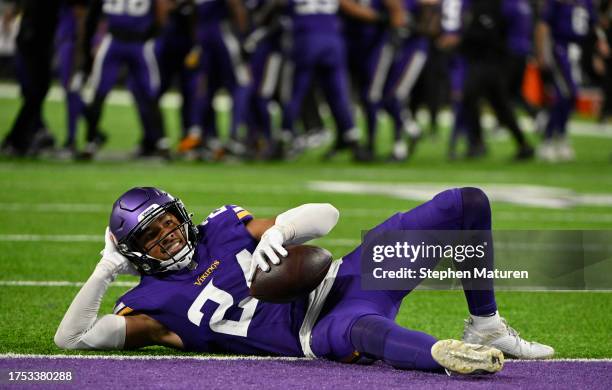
[460,187,490,219]
[429,189,463,218]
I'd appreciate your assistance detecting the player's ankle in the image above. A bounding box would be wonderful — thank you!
[469,311,501,330]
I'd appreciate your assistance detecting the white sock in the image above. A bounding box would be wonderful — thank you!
[470,311,501,330]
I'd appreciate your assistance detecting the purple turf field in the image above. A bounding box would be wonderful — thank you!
[1,356,611,389]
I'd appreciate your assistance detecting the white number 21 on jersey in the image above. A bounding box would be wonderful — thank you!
[187,249,258,337]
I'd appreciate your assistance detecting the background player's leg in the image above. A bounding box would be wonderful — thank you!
[550,47,577,147]
[281,62,313,137]
[219,22,251,143]
[83,35,119,157]
[448,57,467,159]
[57,40,83,149]
[318,37,359,149]
[462,61,486,158]
[484,63,533,159]
[129,40,166,154]
[362,41,393,154]
[541,43,576,162]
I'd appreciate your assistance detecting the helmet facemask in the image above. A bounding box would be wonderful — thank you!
[117,200,198,275]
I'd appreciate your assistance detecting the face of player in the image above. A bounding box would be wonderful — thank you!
[136,212,187,261]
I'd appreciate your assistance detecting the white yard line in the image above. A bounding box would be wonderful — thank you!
[0,353,610,362]
[308,181,612,209]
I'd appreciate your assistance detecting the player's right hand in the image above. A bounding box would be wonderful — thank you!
[99,227,139,276]
[248,226,288,282]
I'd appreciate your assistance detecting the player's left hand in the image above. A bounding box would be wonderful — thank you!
[248,226,288,282]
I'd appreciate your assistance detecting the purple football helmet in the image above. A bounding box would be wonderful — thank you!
[109,187,199,275]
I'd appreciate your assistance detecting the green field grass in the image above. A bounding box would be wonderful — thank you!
[0,90,611,359]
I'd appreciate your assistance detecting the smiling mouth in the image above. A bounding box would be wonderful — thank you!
[164,239,185,256]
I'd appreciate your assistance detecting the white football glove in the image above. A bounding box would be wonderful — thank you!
[247,226,288,282]
[97,227,140,277]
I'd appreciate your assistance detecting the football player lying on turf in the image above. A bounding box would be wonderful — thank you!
[55,187,554,374]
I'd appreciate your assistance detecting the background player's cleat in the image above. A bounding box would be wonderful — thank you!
[388,140,408,162]
[134,138,172,161]
[431,339,504,375]
[537,140,558,162]
[556,138,575,162]
[54,142,77,160]
[463,317,554,359]
[77,132,107,161]
[224,138,247,157]
[28,128,56,157]
[178,134,203,153]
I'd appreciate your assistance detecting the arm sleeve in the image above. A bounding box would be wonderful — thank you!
[275,203,340,245]
[54,262,126,350]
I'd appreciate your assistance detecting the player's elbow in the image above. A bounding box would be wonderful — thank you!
[318,203,340,234]
[54,328,77,350]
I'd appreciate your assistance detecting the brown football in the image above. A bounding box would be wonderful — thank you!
[249,245,333,303]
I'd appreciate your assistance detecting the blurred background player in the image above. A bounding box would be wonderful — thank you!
[156,0,197,153]
[380,0,440,162]
[343,0,407,161]
[1,0,64,157]
[460,0,535,160]
[55,2,88,158]
[186,0,251,158]
[82,0,171,160]
[535,0,608,162]
[505,0,540,123]
[239,0,286,160]
[437,0,467,160]
[280,0,363,160]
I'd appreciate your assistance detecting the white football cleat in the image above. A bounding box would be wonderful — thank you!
[431,339,504,375]
[391,140,408,161]
[556,138,575,162]
[537,140,558,162]
[463,317,554,359]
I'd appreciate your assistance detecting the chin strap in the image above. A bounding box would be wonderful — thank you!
[158,243,196,272]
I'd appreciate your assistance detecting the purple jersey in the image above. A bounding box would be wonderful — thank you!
[195,0,229,24]
[103,0,156,38]
[289,0,341,34]
[115,205,309,355]
[541,0,596,43]
[503,0,533,56]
